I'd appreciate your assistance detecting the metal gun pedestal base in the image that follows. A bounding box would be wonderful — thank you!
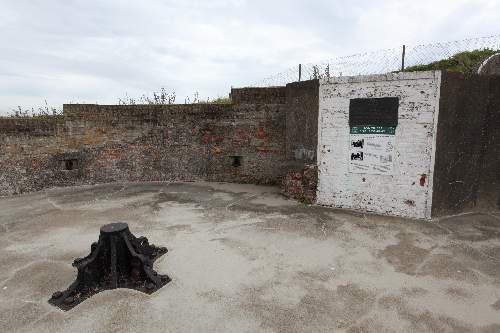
[49,222,170,311]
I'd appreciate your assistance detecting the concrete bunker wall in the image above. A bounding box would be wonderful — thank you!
[285,80,319,168]
[432,72,500,215]
[316,71,442,219]
[279,80,320,203]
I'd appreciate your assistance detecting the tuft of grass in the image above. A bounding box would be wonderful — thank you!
[7,100,62,118]
[299,196,313,205]
[210,96,231,104]
[118,89,232,105]
[403,48,499,74]
[118,88,176,105]
[6,90,233,118]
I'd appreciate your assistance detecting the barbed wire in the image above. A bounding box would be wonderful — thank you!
[250,34,500,87]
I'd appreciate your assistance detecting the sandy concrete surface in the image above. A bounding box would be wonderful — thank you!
[0,182,499,333]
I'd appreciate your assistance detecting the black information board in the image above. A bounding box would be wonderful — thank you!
[349,97,399,127]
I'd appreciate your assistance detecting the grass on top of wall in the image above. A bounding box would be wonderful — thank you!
[5,90,232,118]
[403,48,499,74]
[7,101,63,119]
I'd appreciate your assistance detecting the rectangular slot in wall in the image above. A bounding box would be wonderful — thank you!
[62,159,79,171]
[230,156,242,167]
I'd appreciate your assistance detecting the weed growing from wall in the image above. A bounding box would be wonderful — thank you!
[7,100,62,118]
[4,89,232,118]
[118,88,231,105]
[118,88,177,105]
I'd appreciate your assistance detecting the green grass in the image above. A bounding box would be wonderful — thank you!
[7,102,62,118]
[210,96,231,104]
[404,48,499,74]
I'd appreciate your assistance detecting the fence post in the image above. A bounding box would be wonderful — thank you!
[299,64,302,82]
[401,45,406,71]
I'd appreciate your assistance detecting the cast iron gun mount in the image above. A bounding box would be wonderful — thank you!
[49,222,171,311]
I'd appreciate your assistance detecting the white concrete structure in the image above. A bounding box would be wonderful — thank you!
[316,71,442,219]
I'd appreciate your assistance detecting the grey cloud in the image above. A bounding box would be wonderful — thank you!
[0,0,498,114]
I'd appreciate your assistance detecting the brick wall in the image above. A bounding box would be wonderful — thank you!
[0,117,62,136]
[231,87,287,105]
[0,93,289,195]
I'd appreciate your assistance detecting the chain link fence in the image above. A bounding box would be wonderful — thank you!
[251,34,500,87]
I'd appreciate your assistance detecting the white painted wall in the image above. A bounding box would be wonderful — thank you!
[316,71,441,219]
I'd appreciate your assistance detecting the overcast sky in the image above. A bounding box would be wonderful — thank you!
[0,0,498,114]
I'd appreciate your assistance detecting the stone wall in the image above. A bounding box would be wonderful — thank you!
[0,117,62,135]
[231,87,287,105]
[281,164,318,204]
[0,93,289,196]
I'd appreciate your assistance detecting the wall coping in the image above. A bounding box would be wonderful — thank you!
[319,70,441,85]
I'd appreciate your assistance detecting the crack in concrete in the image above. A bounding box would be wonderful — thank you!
[97,183,128,202]
[0,259,70,287]
[225,194,260,211]
[1,182,499,332]
[28,310,57,329]
[489,213,500,221]
[44,189,65,211]
[427,220,500,264]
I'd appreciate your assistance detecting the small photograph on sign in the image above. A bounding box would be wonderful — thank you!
[351,139,364,149]
[349,134,395,175]
[351,152,363,161]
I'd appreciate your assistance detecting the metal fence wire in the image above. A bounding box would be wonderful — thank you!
[251,34,500,87]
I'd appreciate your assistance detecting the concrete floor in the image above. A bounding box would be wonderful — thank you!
[0,182,499,333]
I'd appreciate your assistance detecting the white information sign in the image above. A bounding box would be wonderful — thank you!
[349,134,394,175]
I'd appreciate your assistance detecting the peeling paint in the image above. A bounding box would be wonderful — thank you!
[316,71,442,219]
